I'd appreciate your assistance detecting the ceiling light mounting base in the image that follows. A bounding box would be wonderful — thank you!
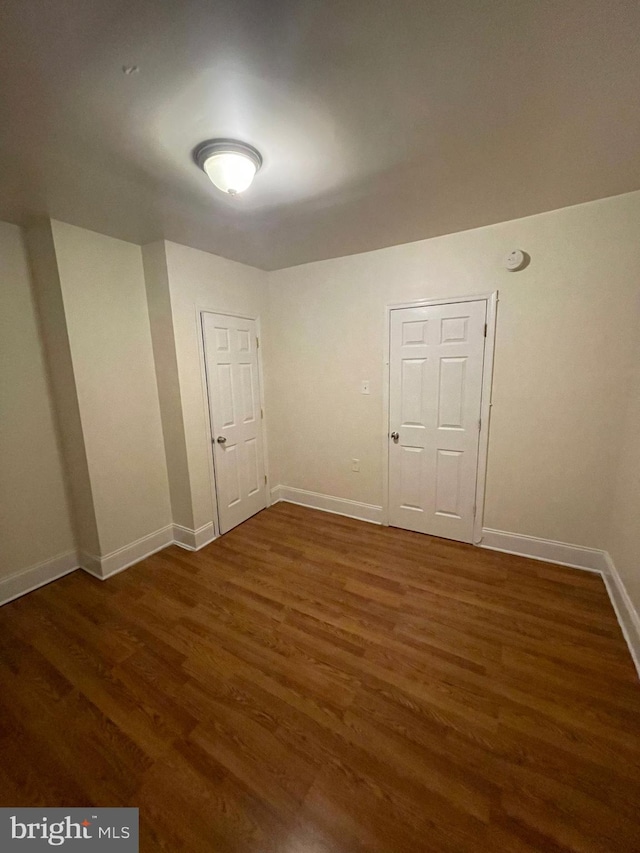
[193,139,263,172]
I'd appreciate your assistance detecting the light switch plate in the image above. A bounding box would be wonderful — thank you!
[360,380,370,395]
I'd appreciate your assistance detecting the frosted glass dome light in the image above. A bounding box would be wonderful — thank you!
[194,139,262,196]
[203,152,257,194]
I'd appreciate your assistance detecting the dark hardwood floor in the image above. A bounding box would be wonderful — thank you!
[1,502,640,852]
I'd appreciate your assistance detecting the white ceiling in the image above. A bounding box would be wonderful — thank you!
[1,0,639,269]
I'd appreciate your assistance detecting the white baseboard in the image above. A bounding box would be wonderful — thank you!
[78,551,101,577]
[271,485,383,525]
[80,524,174,580]
[480,527,639,679]
[2,519,218,603]
[173,522,216,551]
[0,550,79,606]
[479,527,609,573]
[602,554,640,679]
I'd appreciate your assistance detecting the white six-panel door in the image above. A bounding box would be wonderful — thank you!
[388,300,486,543]
[202,313,267,535]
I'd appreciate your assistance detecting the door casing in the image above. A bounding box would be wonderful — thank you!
[198,309,271,538]
[382,292,498,543]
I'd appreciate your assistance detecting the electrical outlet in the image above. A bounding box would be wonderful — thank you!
[351,458,360,473]
[360,380,370,395]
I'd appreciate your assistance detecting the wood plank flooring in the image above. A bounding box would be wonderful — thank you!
[1,502,640,852]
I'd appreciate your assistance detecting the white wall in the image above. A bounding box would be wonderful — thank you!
[607,352,640,613]
[26,219,100,557]
[51,221,172,556]
[142,241,194,530]
[163,241,268,531]
[0,222,76,577]
[267,190,640,550]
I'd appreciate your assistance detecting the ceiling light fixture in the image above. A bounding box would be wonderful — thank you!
[193,139,262,196]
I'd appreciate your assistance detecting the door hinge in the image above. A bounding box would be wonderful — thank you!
[483,323,487,337]
[473,503,477,517]
[478,417,482,431]
[261,408,264,419]
[264,474,267,484]
[256,336,260,348]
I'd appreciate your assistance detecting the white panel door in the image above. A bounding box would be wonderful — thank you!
[388,300,486,543]
[202,313,266,534]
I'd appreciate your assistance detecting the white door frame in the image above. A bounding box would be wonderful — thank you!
[381,292,498,544]
[198,308,271,538]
